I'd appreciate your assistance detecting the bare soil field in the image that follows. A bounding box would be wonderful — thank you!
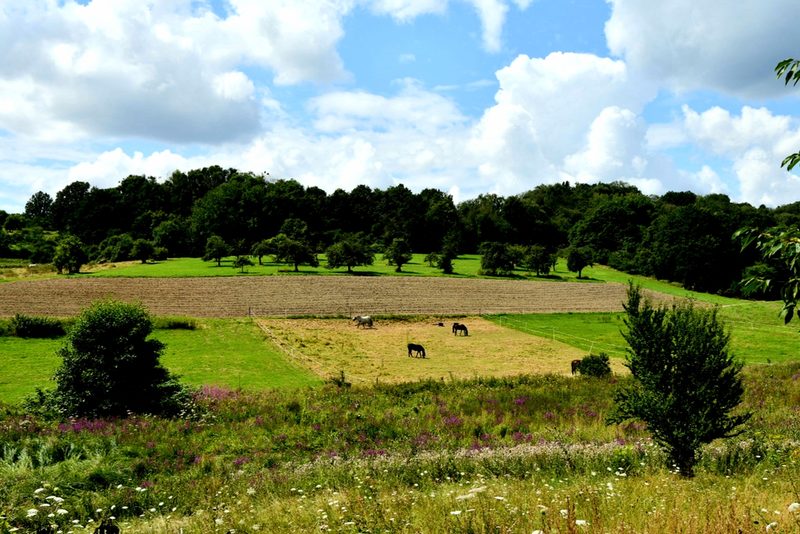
[256,316,626,383]
[0,276,629,318]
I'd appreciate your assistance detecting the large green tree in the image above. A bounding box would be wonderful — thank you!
[326,236,374,273]
[203,235,230,266]
[384,237,412,272]
[609,285,750,477]
[53,234,87,274]
[268,233,319,272]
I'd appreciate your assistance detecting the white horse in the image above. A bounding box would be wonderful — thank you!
[352,315,373,328]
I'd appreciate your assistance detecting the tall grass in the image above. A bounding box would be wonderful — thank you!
[1,364,798,532]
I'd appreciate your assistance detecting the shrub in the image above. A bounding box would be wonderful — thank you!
[153,317,197,330]
[46,300,188,418]
[608,283,751,477]
[577,353,611,378]
[11,314,66,338]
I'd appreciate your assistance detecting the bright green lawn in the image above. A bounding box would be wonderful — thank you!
[0,319,320,404]
[84,254,486,278]
[490,299,798,365]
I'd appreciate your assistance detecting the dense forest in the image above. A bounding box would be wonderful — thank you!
[1,165,796,296]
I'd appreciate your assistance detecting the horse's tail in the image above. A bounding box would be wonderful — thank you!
[463,326,468,336]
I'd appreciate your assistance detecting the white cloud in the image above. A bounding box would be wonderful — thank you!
[213,71,255,101]
[309,80,467,135]
[735,148,800,206]
[563,106,648,181]
[0,0,349,143]
[651,104,800,204]
[468,52,658,193]
[605,0,800,97]
[466,0,508,52]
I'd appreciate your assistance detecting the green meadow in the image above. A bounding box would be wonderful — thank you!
[0,318,320,404]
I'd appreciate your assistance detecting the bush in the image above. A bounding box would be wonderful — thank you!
[577,353,611,378]
[44,300,188,418]
[11,314,66,338]
[608,283,751,477]
[153,317,197,330]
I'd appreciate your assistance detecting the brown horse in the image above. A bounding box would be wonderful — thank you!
[571,359,581,375]
[407,343,426,358]
[452,323,468,336]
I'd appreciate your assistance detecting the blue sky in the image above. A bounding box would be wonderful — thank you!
[1,0,799,214]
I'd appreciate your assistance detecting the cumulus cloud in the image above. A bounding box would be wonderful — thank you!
[369,0,530,52]
[0,0,348,144]
[605,0,800,96]
[309,80,467,135]
[469,52,658,192]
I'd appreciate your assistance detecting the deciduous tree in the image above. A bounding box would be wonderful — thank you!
[203,235,230,266]
[53,234,87,274]
[609,285,750,477]
[326,236,374,273]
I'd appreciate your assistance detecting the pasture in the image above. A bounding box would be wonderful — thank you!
[256,316,626,385]
[0,318,320,404]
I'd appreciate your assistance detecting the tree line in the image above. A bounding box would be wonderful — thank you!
[0,166,795,295]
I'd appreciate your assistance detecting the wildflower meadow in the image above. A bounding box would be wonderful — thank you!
[1,364,799,533]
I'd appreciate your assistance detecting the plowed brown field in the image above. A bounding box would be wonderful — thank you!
[0,276,630,318]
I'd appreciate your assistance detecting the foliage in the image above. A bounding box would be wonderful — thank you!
[202,234,230,266]
[95,233,135,262]
[423,251,440,267]
[437,253,454,274]
[39,300,187,418]
[52,234,87,274]
[521,244,554,276]
[732,59,800,319]
[267,233,318,272]
[566,246,594,278]
[10,314,66,338]
[608,284,751,477]
[325,235,374,273]
[131,238,155,263]
[479,241,514,276]
[233,255,254,273]
[736,226,800,322]
[576,352,611,378]
[384,237,413,272]
[775,58,800,170]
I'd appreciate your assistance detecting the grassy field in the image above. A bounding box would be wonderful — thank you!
[256,316,628,385]
[82,254,488,278]
[1,364,798,533]
[491,298,796,365]
[0,318,320,404]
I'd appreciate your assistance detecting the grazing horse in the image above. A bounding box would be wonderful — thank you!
[452,323,469,336]
[352,315,373,328]
[407,343,426,358]
[571,359,581,375]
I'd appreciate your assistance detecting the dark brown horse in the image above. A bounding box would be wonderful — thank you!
[407,343,426,358]
[571,359,581,375]
[452,323,468,336]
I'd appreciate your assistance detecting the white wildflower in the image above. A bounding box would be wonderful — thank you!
[247,487,256,496]
[27,509,38,517]
[576,519,588,526]
[766,521,778,531]
[789,503,800,513]
[494,496,506,501]
[560,509,568,518]
[56,509,68,515]
[450,510,462,515]
[34,488,46,494]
